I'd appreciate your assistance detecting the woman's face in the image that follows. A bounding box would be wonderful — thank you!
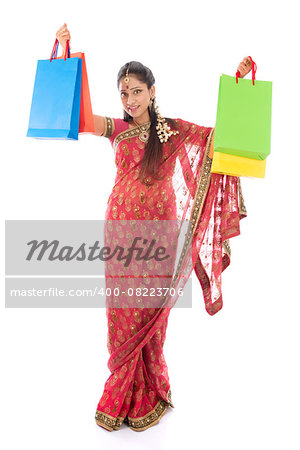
[119,74,155,121]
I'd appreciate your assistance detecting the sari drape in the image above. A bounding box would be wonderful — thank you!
[95,117,247,432]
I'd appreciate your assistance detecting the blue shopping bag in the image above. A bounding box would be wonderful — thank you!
[27,40,82,140]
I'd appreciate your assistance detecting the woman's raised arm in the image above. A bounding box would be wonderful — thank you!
[56,24,107,138]
[93,115,106,137]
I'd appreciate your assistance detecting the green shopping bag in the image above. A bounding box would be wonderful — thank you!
[214,57,272,160]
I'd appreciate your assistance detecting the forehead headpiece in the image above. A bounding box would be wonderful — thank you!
[124,65,130,86]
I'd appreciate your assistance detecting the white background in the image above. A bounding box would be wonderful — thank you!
[1,0,299,448]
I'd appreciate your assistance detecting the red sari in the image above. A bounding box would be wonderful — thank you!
[95,117,247,431]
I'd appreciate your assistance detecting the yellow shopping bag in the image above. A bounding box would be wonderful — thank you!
[211,151,266,178]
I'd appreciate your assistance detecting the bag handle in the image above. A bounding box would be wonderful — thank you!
[236,56,257,85]
[50,38,71,62]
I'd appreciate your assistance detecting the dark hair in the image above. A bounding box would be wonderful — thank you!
[117,61,178,185]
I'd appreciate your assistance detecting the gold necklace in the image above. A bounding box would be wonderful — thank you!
[133,118,150,143]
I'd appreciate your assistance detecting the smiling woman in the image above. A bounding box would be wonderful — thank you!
[92,63,247,433]
[119,80,154,123]
[55,24,248,433]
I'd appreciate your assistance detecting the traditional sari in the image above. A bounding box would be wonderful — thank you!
[95,117,247,432]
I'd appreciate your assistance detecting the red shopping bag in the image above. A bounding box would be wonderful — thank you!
[55,40,94,133]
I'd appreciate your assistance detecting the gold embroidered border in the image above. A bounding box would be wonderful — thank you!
[95,410,125,431]
[167,388,175,408]
[112,121,151,153]
[103,117,115,138]
[95,388,174,432]
[237,177,247,216]
[222,239,231,258]
[126,398,169,431]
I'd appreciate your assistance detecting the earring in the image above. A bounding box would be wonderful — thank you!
[152,96,157,109]
[148,96,154,110]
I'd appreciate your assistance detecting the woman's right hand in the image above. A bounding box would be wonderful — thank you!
[55,23,71,52]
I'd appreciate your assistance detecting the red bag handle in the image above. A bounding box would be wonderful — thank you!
[50,38,70,62]
[236,56,257,85]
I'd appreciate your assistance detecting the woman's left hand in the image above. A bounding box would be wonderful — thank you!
[237,56,252,78]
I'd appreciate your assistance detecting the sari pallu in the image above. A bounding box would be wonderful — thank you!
[95,117,247,432]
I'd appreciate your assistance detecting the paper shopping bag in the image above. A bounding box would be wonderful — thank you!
[211,150,266,178]
[214,57,272,160]
[27,40,82,140]
[57,49,94,133]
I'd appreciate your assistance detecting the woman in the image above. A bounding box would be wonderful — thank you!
[56,24,249,432]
